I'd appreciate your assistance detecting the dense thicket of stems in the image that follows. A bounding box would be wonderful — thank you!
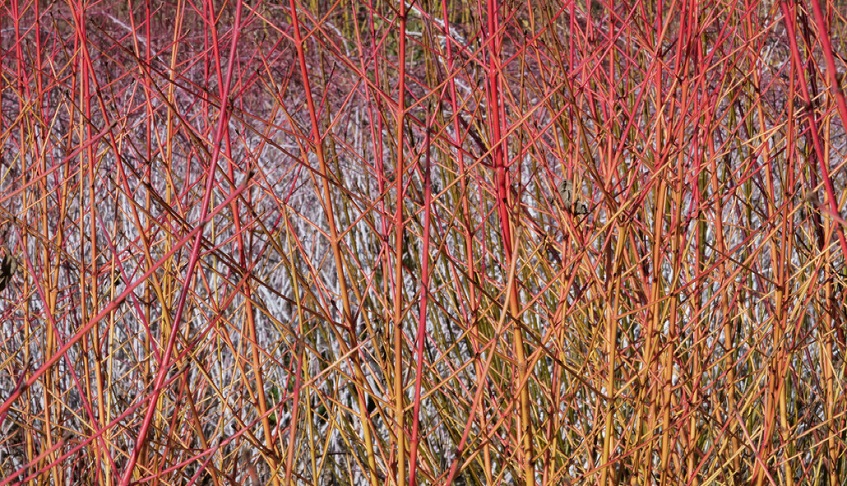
[1,0,846,484]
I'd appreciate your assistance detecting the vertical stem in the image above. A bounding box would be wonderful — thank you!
[119,1,245,482]
[287,0,379,483]
[485,0,533,481]
[600,231,626,486]
[408,128,432,486]
[393,2,408,483]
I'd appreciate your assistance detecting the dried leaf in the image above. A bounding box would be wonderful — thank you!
[559,180,573,208]
[574,201,589,215]
[558,180,589,215]
[0,250,17,291]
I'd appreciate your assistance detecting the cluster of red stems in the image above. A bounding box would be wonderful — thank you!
[1,0,846,484]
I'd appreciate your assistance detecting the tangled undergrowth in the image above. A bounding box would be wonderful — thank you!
[1,0,847,484]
